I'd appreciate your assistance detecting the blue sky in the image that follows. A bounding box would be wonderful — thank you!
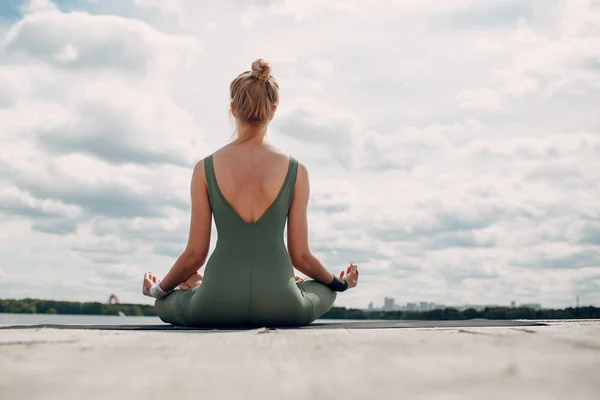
[1,0,600,309]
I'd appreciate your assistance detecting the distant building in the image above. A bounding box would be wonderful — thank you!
[511,301,516,308]
[383,297,395,311]
[406,302,418,312]
[368,302,374,311]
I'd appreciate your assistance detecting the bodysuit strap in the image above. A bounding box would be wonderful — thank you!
[203,154,218,208]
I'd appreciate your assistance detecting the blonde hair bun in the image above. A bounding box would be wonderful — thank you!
[230,58,279,125]
[251,58,271,81]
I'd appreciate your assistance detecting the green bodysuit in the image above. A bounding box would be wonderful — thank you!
[155,154,337,327]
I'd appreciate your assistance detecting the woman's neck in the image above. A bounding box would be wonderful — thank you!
[235,122,268,144]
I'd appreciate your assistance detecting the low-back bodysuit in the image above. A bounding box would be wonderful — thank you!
[155,154,337,327]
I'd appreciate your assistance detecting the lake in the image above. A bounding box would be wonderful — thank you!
[0,313,164,325]
[0,313,348,326]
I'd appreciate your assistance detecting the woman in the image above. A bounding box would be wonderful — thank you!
[142,59,359,327]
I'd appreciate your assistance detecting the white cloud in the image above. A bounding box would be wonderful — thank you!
[0,0,599,309]
[470,37,503,57]
[268,0,476,20]
[37,80,204,166]
[130,0,476,30]
[133,0,182,16]
[20,0,59,14]
[273,96,364,168]
[239,6,262,29]
[560,0,600,37]
[308,60,335,78]
[5,10,200,73]
[494,36,600,98]
[457,88,504,111]
[1,185,82,218]
[455,3,600,105]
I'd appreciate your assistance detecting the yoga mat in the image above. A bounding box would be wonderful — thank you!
[0,319,548,331]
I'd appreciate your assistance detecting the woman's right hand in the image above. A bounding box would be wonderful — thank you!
[340,263,359,289]
[142,272,159,297]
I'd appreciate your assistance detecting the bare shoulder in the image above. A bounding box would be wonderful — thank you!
[292,160,310,199]
[264,145,293,165]
[296,160,309,182]
[191,158,208,185]
[208,145,227,162]
[194,158,206,173]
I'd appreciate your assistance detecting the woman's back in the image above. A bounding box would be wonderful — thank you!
[211,142,292,225]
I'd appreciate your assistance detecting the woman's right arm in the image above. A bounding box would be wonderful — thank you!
[287,162,337,285]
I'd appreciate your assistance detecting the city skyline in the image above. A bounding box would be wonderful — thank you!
[364,296,596,312]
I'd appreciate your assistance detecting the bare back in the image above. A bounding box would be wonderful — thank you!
[212,142,292,225]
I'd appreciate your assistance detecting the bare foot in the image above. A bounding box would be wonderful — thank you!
[179,271,203,291]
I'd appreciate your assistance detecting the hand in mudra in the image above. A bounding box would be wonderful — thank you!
[142,272,159,297]
[340,263,359,289]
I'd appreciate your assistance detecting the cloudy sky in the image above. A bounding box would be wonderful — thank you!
[1,0,599,309]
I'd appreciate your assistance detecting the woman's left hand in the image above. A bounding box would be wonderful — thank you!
[142,272,159,297]
[295,276,304,283]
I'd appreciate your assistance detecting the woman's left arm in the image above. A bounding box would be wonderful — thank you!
[157,160,212,292]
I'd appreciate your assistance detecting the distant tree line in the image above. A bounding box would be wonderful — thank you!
[1,298,598,320]
[322,306,600,320]
[0,298,157,317]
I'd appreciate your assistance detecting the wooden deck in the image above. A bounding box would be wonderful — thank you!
[1,320,599,399]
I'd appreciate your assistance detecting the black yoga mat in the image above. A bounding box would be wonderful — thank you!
[0,319,548,331]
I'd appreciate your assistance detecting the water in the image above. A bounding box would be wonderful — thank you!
[0,313,164,326]
[0,313,350,326]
